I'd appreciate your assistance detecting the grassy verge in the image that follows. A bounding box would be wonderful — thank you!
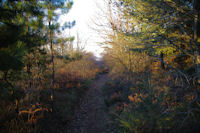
[102,69,200,133]
[37,79,94,133]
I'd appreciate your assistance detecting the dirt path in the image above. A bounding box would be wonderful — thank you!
[63,74,114,133]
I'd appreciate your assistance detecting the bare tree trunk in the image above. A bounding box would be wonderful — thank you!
[160,52,165,69]
[128,50,132,80]
[193,0,200,85]
[50,31,55,113]
[27,63,32,89]
[49,1,55,113]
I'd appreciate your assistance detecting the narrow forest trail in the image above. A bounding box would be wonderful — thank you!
[63,74,114,133]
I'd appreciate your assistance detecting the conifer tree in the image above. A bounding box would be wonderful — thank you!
[45,0,74,112]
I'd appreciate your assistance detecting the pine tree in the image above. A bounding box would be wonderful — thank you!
[45,0,74,112]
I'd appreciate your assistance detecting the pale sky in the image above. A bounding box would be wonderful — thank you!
[59,0,105,57]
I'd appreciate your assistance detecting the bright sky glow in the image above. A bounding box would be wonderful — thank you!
[59,0,105,57]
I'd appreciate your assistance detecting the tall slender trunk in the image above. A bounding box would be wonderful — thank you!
[49,21,55,112]
[193,0,200,85]
[25,13,32,105]
[128,50,132,80]
[49,1,55,112]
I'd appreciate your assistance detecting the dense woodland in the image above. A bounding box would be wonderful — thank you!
[100,0,200,132]
[0,0,101,132]
[0,0,200,133]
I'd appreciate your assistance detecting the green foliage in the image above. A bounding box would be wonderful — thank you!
[101,0,200,132]
[0,0,47,72]
[0,51,23,71]
[0,0,81,132]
